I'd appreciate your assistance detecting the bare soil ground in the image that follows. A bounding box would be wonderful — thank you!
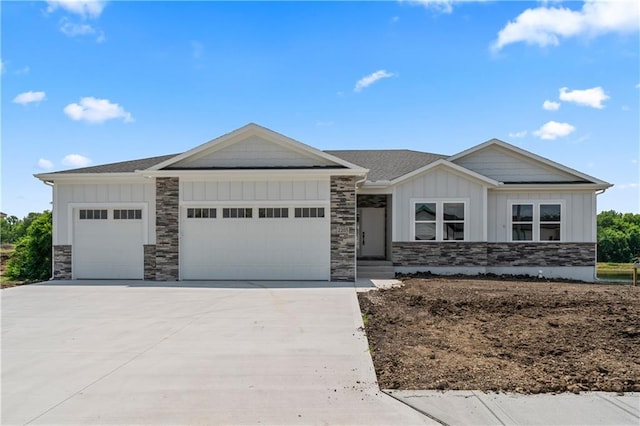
[358,277,640,394]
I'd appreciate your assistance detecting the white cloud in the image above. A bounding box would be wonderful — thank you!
[46,0,106,19]
[58,17,105,42]
[492,1,640,51]
[402,0,455,14]
[508,130,527,138]
[0,59,4,74]
[62,154,92,167]
[60,20,96,36]
[542,100,560,111]
[391,16,400,23]
[354,70,395,92]
[13,91,46,105]
[533,121,576,140]
[64,97,134,123]
[38,158,54,170]
[636,83,640,89]
[559,86,609,109]
[15,65,30,75]
[618,183,639,190]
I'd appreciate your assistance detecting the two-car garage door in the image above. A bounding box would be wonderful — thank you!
[180,206,330,280]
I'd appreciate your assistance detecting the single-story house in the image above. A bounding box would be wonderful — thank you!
[36,123,612,282]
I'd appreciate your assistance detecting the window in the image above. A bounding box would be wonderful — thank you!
[222,208,252,219]
[258,207,289,218]
[294,207,325,218]
[511,202,562,241]
[413,201,466,241]
[187,208,216,219]
[114,209,142,220]
[79,209,107,220]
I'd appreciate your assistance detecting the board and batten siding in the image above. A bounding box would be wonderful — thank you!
[487,190,596,243]
[180,178,330,202]
[53,180,156,245]
[453,146,578,183]
[171,135,337,169]
[393,168,485,242]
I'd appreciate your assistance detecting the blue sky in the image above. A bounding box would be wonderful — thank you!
[2,0,639,218]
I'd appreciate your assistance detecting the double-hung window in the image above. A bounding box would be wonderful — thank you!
[510,202,562,241]
[413,201,466,241]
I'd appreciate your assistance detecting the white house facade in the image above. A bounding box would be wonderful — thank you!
[36,123,612,282]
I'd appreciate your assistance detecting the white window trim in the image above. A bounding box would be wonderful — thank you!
[410,199,469,242]
[508,200,565,242]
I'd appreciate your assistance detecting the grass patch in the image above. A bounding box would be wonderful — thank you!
[597,262,634,282]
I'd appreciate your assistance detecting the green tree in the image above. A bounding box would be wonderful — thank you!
[0,215,20,243]
[597,210,640,263]
[5,211,52,281]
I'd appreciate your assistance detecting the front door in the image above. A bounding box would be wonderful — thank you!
[359,208,385,258]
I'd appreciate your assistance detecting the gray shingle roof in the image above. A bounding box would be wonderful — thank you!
[45,149,447,182]
[326,150,447,181]
[47,154,178,174]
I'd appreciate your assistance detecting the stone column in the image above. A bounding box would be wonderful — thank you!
[330,176,357,281]
[155,177,179,281]
[53,245,72,279]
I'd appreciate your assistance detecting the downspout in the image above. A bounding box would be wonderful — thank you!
[42,180,55,280]
[593,188,608,282]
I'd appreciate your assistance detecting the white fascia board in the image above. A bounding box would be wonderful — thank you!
[388,159,500,187]
[449,139,611,186]
[146,123,366,172]
[493,183,612,191]
[34,172,143,183]
[136,168,368,180]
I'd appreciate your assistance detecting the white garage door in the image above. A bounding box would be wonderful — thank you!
[181,206,330,280]
[73,208,144,279]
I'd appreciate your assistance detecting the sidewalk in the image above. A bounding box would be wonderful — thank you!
[388,390,640,426]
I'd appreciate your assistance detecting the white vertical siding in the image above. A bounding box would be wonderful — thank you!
[53,180,156,245]
[487,190,596,242]
[453,146,579,182]
[169,135,338,168]
[393,168,486,241]
[180,178,330,202]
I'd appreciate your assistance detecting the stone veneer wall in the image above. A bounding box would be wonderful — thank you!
[330,176,357,281]
[392,242,596,267]
[144,244,157,280]
[155,177,179,281]
[53,245,72,279]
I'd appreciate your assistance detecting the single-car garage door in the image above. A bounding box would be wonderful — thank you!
[73,208,144,279]
[181,206,330,280]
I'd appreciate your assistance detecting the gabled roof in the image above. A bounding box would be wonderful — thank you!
[449,138,611,187]
[326,150,446,182]
[389,159,500,187]
[148,123,365,172]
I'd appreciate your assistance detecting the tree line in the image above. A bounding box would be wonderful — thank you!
[597,210,640,263]
[0,209,638,281]
[1,211,52,281]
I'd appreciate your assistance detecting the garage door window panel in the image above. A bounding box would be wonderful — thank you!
[294,207,325,218]
[114,209,142,220]
[79,209,108,220]
[223,208,253,218]
[187,208,216,219]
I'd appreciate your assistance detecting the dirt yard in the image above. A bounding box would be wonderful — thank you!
[358,277,640,394]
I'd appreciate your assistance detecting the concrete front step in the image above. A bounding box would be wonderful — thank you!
[357,262,396,279]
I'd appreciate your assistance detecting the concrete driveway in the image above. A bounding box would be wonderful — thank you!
[1,281,431,425]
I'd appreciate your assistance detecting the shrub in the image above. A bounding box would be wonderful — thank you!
[5,211,52,281]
